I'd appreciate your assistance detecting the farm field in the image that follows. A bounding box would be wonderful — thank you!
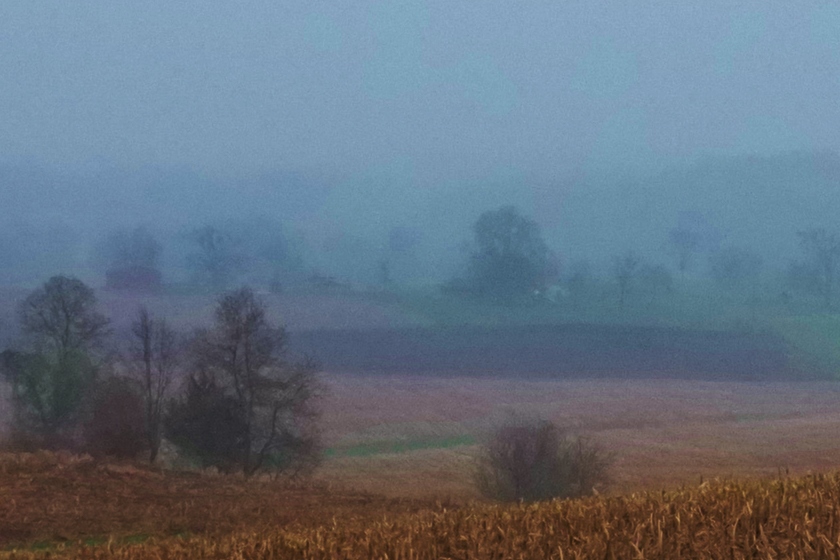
[316,374,840,499]
[6,450,840,558]
[4,289,840,556]
[292,323,812,379]
[0,451,437,553]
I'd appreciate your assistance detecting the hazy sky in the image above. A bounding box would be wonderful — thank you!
[2,1,838,178]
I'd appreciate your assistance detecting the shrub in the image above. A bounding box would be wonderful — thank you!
[475,416,613,502]
[83,376,147,460]
[163,372,247,473]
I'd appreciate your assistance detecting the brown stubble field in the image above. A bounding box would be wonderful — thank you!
[315,374,840,499]
[7,375,840,554]
[0,451,437,550]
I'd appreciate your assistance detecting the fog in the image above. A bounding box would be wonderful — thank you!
[0,1,838,287]
[6,3,840,521]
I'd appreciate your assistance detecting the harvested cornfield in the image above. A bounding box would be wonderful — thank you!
[8,466,840,558]
[0,451,431,553]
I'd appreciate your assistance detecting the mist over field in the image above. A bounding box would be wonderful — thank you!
[6,6,840,548]
[0,1,837,289]
[1,152,839,289]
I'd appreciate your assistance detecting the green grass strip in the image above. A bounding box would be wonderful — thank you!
[324,434,476,459]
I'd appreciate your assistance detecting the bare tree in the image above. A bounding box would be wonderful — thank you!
[130,306,179,463]
[171,287,321,476]
[797,228,840,308]
[613,252,639,308]
[15,276,109,439]
[19,276,109,360]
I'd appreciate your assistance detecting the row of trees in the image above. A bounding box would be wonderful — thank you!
[1,276,320,476]
[97,219,300,292]
[446,205,713,305]
[98,221,424,294]
[87,206,840,312]
[1,276,613,502]
[450,205,840,309]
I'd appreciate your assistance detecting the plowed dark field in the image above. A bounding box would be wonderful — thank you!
[290,324,817,380]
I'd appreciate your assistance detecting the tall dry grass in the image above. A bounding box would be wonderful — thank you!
[8,470,840,559]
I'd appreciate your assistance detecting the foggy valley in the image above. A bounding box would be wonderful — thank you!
[1,1,840,557]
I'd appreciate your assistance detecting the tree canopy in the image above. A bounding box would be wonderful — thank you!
[15,276,109,438]
[467,205,551,301]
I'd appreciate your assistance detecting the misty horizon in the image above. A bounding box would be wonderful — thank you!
[1,2,838,287]
[0,149,838,288]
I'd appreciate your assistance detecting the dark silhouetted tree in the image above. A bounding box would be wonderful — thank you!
[467,206,550,301]
[167,287,320,476]
[83,376,147,460]
[15,276,109,442]
[130,306,180,463]
[164,371,247,472]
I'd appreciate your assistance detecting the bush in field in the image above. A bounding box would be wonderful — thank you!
[83,376,147,460]
[475,416,612,502]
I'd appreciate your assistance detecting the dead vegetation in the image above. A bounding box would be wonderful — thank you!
[6,451,840,558]
[474,415,613,502]
[0,451,432,552]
